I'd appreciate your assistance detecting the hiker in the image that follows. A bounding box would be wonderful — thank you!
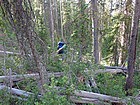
[57,41,66,54]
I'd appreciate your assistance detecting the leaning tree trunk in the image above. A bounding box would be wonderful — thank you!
[125,0,140,95]
[91,0,99,64]
[1,0,47,94]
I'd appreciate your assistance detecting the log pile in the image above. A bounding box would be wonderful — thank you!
[0,67,139,104]
[0,71,139,104]
[0,84,127,105]
[0,68,126,83]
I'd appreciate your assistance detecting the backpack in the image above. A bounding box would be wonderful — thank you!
[57,41,66,54]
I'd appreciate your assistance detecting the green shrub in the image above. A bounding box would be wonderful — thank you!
[96,73,126,97]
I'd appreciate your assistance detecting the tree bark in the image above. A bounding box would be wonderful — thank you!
[59,0,64,40]
[91,0,99,64]
[125,0,140,95]
[53,0,61,38]
[48,0,55,50]
[121,0,132,65]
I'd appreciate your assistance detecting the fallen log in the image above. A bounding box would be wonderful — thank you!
[0,50,21,55]
[0,69,127,83]
[0,85,126,105]
[0,85,37,97]
[0,72,64,83]
[70,96,109,105]
[0,85,130,105]
[74,90,127,105]
[103,66,127,70]
[95,69,126,74]
[84,69,126,75]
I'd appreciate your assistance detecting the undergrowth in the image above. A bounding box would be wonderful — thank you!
[0,61,140,105]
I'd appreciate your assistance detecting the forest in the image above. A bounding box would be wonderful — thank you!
[0,0,140,105]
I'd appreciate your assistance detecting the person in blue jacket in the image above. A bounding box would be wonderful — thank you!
[57,41,66,54]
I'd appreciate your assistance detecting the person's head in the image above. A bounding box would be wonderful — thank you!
[60,39,63,42]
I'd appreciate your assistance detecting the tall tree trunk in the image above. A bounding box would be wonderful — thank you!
[78,0,86,61]
[125,0,140,95]
[59,0,64,40]
[48,0,55,52]
[53,0,60,39]
[91,0,99,64]
[114,38,119,66]
[43,0,49,31]
[121,0,132,66]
